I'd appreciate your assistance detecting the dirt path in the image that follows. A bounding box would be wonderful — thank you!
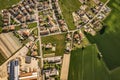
[60,54,71,80]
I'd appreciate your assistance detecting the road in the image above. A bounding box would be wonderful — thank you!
[35,2,44,80]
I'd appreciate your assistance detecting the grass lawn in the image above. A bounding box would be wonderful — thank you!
[59,0,81,30]
[32,28,38,36]
[15,25,21,30]
[86,0,120,70]
[41,33,66,56]
[28,22,37,29]
[68,44,110,80]
[0,0,20,11]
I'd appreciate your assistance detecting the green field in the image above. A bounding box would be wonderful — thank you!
[86,0,120,70]
[101,0,107,3]
[28,22,37,29]
[41,34,66,56]
[68,44,110,80]
[110,67,120,80]
[0,0,20,11]
[59,0,81,30]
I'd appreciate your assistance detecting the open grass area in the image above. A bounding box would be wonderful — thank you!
[0,0,20,11]
[86,0,120,70]
[41,34,66,56]
[28,22,37,29]
[59,0,81,30]
[110,67,120,80]
[68,44,110,80]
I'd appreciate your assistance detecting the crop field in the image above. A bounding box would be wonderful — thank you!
[68,44,110,80]
[41,34,66,56]
[59,0,81,30]
[0,0,20,11]
[86,0,120,70]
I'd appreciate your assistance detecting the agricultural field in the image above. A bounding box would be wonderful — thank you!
[68,44,110,80]
[41,34,66,56]
[59,0,81,30]
[110,67,120,80]
[86,0,120,70]
[0,0,20,11]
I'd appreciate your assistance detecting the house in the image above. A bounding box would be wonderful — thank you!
[44,69,59,79]
[9,25,15,31]
[31,51,37,56]
[40,30,49,35]
[45,43,53,49]
[65,42,71,52]
[49,27,59,33]
[44,56,62,63]
[22,29,30,37]
[25,56,31,64]
[19,72,37,80]
[61,25,67,32]
[66,33,72,41]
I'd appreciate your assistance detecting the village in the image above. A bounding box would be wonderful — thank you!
[73,0,111,35]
